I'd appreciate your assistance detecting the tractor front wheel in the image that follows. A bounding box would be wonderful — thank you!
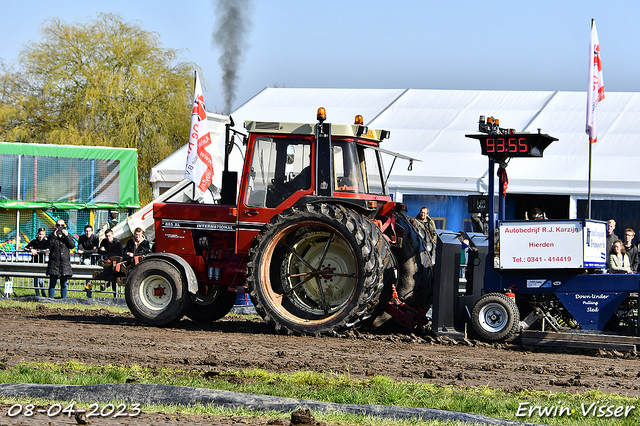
[125,259,187,326]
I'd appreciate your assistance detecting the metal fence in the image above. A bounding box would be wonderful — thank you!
[0,250,122,299]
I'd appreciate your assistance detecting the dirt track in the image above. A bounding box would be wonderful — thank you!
[0,304,639,424]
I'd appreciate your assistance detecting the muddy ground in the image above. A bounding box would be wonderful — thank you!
[0,304,639,425]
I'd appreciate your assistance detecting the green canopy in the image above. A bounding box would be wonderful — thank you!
[0,142,139,210]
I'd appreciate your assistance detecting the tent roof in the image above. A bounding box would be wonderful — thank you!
[153,88,640,200]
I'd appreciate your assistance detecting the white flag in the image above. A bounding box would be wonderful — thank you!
[586,20,604,144]
[184,72,214,191]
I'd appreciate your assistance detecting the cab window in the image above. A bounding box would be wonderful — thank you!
[360,146,385,195]
[245,137,311,208]
[333,141,364,193]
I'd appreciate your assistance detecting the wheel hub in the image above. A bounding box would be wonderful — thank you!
[280,230,357,316]
[320,267,335,280]
[488,311,501,323]
[480,304,508,330]
[139,274,174,311]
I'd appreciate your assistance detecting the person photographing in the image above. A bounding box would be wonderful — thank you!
[47,220,75,298]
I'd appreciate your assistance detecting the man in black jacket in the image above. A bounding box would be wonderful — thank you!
[26,227,48,297]
[606,219,620,268]
[78,224,99,297]
[47,220,75,298]
[622,228,638,273]
[124,227,151,261]
[99,228,123,292]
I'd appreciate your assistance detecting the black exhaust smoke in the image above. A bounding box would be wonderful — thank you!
[212,0,252,115]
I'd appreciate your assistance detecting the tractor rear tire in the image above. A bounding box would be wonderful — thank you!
[392,213,433,308]
[471,292,520,341]
[367,212,433,329]
[246,203,388,336]
[125,259,188,327]
[185,284,238,323]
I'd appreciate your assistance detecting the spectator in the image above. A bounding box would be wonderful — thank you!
[46,219,75,298]
[98,211,120,241]
[471,212,489,235]
[457,231,479,287]
[527,207,546,220]
[124,227,151,260]
[609,240,632,274]
[416,206,437,262]
[416,206,437,246]
[78,224,99,297]
[99,228,123,292]
[25,227,48,297]
[622,228,638,273]
[456,231,470,279]
[606,219,620,268]
[107,211,119,230]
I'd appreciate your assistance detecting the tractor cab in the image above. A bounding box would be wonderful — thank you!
[236,108,415,253]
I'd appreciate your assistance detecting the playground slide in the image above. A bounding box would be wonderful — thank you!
[36,210,57,228]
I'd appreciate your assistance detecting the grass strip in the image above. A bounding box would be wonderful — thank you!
[0,361,637,426]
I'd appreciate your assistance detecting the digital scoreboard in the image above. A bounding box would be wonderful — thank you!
[466,132,558,159]
[465,115,558,160]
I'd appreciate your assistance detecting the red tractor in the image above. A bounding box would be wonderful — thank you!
[122,108,433,336]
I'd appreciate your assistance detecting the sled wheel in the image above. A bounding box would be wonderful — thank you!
[125,259,187,326]
[185,284,238,323]
[471,292,520,341]
[247,203,387,336]
[367,212,433,329]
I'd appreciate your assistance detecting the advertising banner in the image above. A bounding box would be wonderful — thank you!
[583,220,607,268]
[499,220,604,269]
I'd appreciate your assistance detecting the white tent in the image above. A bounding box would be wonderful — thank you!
[220,88,640,202]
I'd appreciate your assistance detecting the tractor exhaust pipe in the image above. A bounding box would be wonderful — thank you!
[220,116,237,205]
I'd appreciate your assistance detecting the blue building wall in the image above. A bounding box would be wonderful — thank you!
[402,194,639,244]
[403,195,472,233]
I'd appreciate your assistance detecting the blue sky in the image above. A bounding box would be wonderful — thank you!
[2,0,639,114]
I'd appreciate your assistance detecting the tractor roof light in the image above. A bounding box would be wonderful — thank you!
[354,115,364,125]
[317,107,327,123]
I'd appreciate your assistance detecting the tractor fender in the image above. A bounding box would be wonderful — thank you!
[129,253,199,295]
